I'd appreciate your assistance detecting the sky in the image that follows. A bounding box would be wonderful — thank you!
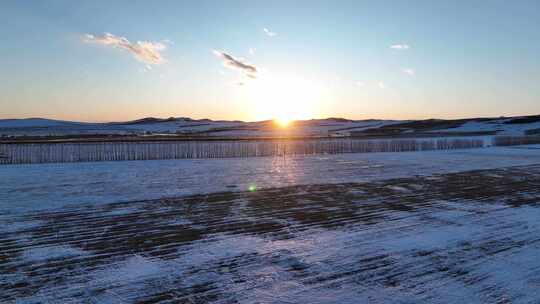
[0,0,539,122]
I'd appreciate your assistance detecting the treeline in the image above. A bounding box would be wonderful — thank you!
[493,136,540,146]
[0,137,486,165]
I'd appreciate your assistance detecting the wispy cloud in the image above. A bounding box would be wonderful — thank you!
[390,44,410,50]
[378,82,386,89]
[263,28,277,37]
[213,50,258,78]
[249,47,256,55]
[402,68,415,76]
[83,33,167,65]
[356,81,365,87]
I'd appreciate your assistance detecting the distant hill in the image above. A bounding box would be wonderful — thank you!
[1,115,539,138]
[0,118,87,128]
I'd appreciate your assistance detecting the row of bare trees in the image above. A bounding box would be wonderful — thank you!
[492,136,540,146]
[0,137,487,165]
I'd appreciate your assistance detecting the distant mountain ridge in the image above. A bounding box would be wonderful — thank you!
[1,115,540,137]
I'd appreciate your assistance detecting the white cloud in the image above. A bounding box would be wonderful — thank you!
[83,33,167,65]
[249,48,256,55]
[378,82,386,89]
[356,81,365,87]
[213,50,258,78]
[402,68,415,76]
[390,44,410,50]
[263,28,277,37]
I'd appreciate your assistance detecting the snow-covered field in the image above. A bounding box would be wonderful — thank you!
[2,146,540,303]
[1,146,540,212]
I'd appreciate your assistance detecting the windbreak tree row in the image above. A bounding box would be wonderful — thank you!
[0,137,486,165]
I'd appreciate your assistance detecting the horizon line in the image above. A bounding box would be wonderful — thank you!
[1,113,538,124]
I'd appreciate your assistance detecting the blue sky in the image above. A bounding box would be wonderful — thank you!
[1,0,539,122]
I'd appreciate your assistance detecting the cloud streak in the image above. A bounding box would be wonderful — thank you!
[263,28,277,37]
[83,33,167,65]
[213,50,258,78]
[390,44,410,50]
[402,68,415,76]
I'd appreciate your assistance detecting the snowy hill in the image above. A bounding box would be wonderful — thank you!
[1,115,539,138]
[429,116,540,136]
[0,117,397,137]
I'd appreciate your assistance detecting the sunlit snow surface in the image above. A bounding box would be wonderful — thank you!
[2,146,540,303]
[2,146,540,212]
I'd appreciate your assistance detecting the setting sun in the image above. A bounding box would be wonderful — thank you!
[242,74,325,123]
[275,117,292,127]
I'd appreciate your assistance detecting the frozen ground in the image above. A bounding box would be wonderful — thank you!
[1,146,540,303]
[1,146,540,212]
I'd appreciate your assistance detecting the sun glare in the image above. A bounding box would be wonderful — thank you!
[243,75,324,123]
[275,117,291,127]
